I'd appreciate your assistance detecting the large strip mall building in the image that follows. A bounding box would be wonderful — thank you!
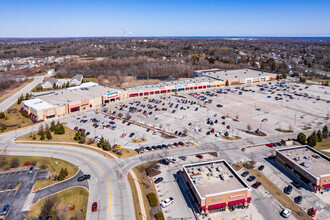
[22,69,277,121]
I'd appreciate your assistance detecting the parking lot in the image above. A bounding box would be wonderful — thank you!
[0,168,49,219]
[66,81,329,154]
[63,80,329,219]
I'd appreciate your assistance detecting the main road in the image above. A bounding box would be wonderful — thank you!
[0,76,44,112]
[0,127,135,220]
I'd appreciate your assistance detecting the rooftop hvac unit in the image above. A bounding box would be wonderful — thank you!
[220,173,229,181]
[216,166,223,172]
[193,179,201,184]
[199,167,205,172]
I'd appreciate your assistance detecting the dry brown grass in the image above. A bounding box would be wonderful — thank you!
[127,172,142,220]
[132,161,158,220]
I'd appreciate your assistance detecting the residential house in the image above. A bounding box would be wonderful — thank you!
[41,77,57,89]
[70,74,83,86]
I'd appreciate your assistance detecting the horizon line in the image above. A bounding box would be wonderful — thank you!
[1,35,330,40]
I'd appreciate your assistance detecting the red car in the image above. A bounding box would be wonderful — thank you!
[196,154,203,159]
[308,207,316,217]
[211,128,215,133]
[178,142,184,146]
[266,143,274,148]
[173,142,179,147]
[92,202,97,212]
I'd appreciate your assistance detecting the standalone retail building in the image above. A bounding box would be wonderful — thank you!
[181,160,251,213]
[276,145,330,193]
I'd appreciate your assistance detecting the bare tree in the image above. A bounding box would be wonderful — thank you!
[247,124,252,131]
[38,124,44,135]
[40,195,58,219]
[0,147,8,166]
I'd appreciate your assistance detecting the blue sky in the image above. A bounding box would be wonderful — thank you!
[1,0,330,37]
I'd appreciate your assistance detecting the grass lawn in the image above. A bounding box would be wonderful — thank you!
[0,155,78,190]
[0,79,33,103]
[132,162,158,220]
[248,169,311,220]
[83,78,98,83]
[0,103,34,133]
[17,125,137,159]
[17,125,76,143]
[314,137,330,157]
[127,172,142,220]
[26,187,88,219]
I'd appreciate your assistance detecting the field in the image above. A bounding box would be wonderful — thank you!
[0,79,33,103]
[26,187,88,219]
[314,137,330,157]
[0,103,34,133]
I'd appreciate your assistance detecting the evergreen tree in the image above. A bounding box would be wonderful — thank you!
[322,125,329,138]
[40,131,46,140]
[307,134,317,147]
[50,121,56,132]
[32,134,37,140]
[66,81,70,88]
[297,132,306,144]
[74,132,80,141]
[46,130,52,140]
[0,112,5,119]
[47,209,57,220]
[103,140,111,151]
[97,136,105,148]
[316,130,322,142]
[225,80,229,86]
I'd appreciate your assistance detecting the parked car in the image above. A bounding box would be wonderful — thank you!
[292,181,302,189]
[92,202,97,212]
[247,176,256,182]
[178,156,187,161]
[281,208,291,218]
[0,204,9,216]
[160,197,174,208]
[258,165,265,171]
[266,143,274,148]
[241,171,249,177]
[252,182,261,189]
[294,196,302,204]
[261,118,268,122]
[308,207,317,217]
[154,177,164,184]
[28,166,34,174]
[167,157,176,163]
[78,174,91,182]
[196,154,203,159]
[284,185,293,195]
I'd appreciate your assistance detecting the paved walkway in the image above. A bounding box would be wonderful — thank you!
[33,170,88,203]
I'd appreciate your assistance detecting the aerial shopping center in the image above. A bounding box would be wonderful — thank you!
[21,69,277,121]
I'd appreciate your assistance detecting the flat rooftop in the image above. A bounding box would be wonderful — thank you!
[125,76,222,91]
[277,145,330,177]
[22,98,54,110]
[183,160,249,198]
[38,83,119,106]
[195,68,275,81]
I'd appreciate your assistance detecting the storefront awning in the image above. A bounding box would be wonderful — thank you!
[161,90,166,92]
[70,106,80,110]
[322,183,330,188]
[228,199,246,206]
[130,93,138,96]
[208,202,226,210]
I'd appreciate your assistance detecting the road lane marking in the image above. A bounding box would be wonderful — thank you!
[7,147,113,220]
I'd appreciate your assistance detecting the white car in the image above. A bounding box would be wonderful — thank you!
[167,157,176,163]
[160,197,174,208]
[281,208,291,218]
